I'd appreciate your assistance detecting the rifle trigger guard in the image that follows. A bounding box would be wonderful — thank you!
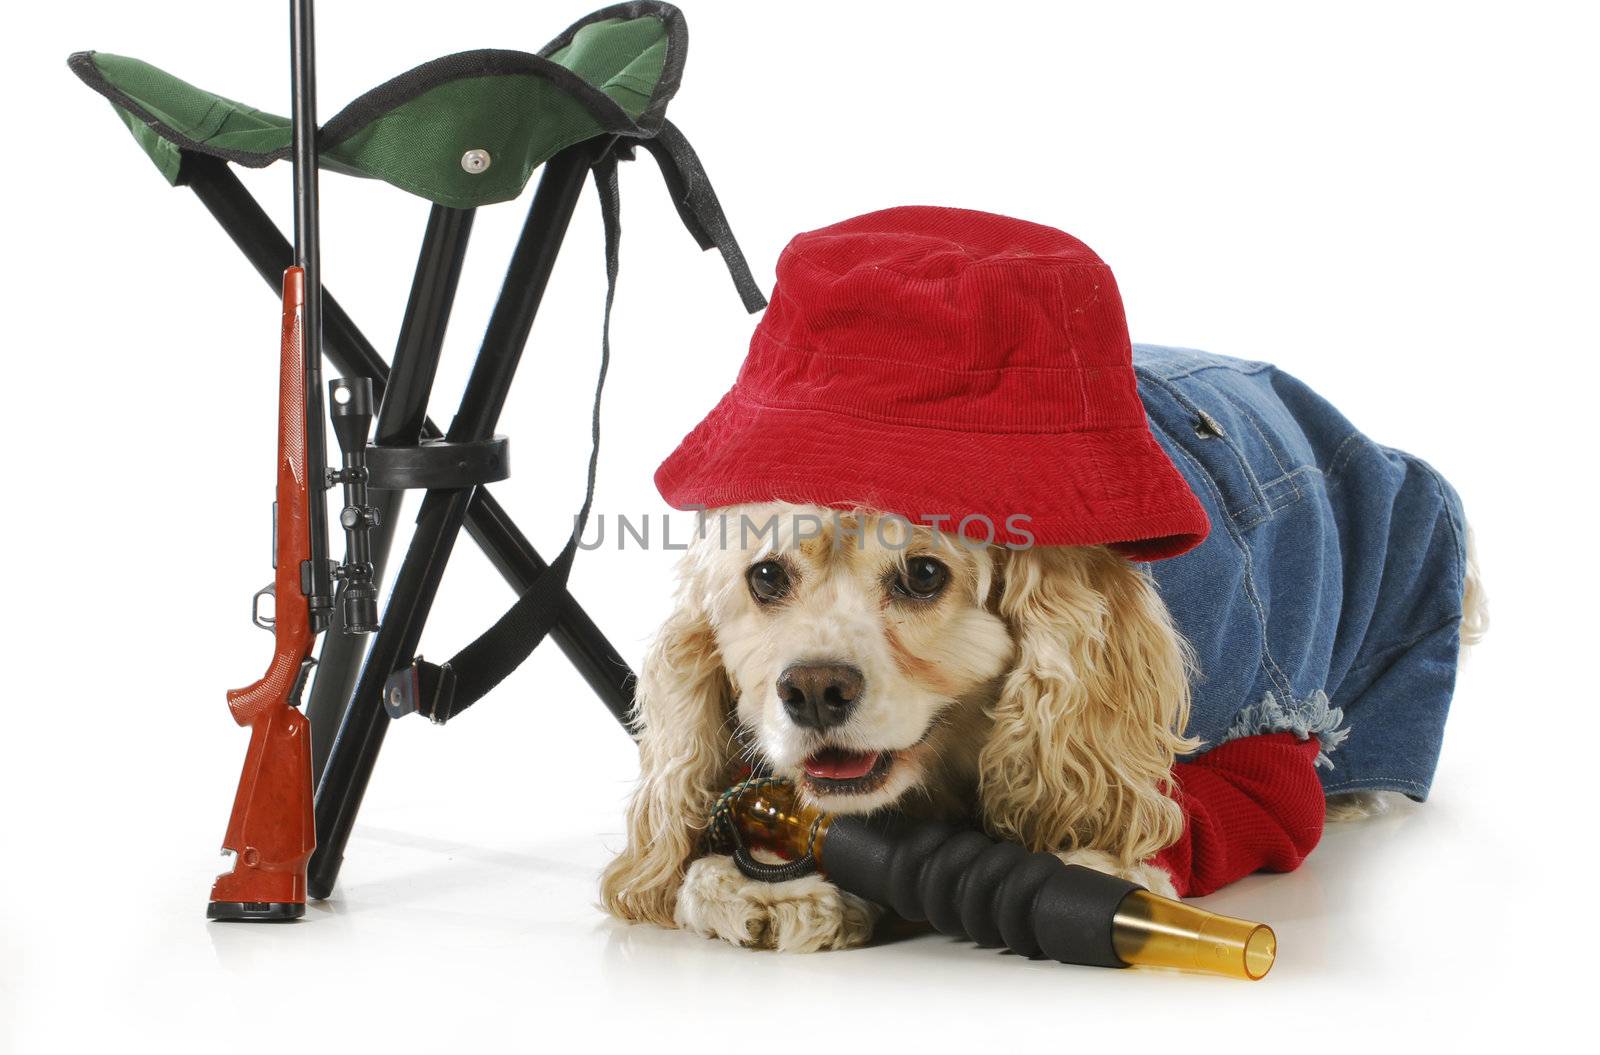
[251,583,277,632]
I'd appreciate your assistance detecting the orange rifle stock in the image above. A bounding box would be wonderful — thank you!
[206,266,318,921]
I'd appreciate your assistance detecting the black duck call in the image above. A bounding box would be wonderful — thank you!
[726,780,1276,980]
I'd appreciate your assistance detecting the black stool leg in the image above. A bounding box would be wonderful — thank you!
[307,142,603,899]
[184,154,638,735]
[306,203,476,778]
[461,490,635,726]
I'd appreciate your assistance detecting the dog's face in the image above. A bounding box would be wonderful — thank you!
[601,502,1197,927]
[695,505,1014,813]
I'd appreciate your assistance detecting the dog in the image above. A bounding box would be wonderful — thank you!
[599,207,1484,952]
[599,503,1484,952]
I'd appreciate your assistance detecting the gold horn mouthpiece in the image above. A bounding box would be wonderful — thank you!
[1112,890,1276,980]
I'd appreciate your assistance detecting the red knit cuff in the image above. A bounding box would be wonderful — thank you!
[1152,732,1326,897]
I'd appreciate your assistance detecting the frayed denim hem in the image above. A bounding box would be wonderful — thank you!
[1224,690,1350,769]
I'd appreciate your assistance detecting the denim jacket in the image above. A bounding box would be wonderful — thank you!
[1134,346,1468,800]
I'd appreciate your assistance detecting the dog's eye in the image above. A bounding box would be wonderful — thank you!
[894,556,950,601]
[747,560,792,604]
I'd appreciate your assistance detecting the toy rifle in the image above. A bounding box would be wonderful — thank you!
[207,0,380,921]
[718,779,1277,980]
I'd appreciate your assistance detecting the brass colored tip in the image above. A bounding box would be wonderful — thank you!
[1112,889,1278,980]
[1241,924,1277,980]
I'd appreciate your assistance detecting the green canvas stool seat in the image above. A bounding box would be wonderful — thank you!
[71,2,764,900]
[71,2,759,306]
[76,4,673,205]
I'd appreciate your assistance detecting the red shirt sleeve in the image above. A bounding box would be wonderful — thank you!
[1152,732,1327,897]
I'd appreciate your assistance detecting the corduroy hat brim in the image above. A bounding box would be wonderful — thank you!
[655,388,1209,560]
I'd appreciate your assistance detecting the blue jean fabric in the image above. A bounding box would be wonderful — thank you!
[1134,346,1468,800]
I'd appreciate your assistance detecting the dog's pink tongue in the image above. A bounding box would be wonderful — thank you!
[804,748,881,780]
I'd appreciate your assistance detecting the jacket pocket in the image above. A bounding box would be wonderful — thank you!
[1137,368,1275,530]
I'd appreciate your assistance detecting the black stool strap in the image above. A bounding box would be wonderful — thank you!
[639,120,767,314]
[386,125,765,725]
[385,155,620,724]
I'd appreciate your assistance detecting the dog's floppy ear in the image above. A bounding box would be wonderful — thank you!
[600,551,737,927]
[978,546,1196,865]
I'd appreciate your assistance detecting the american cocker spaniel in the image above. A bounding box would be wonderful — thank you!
[599,504,1484,952]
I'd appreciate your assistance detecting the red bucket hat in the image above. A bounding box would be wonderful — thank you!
[655,206,1209,559]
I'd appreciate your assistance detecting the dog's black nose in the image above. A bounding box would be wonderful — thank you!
[777,663,864,731]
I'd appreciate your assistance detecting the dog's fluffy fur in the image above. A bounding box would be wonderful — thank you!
[601,504,1485,951]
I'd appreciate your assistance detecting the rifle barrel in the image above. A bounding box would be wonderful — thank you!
[289,0,333,628]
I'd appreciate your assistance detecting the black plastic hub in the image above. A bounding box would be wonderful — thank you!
[364,436,510,490]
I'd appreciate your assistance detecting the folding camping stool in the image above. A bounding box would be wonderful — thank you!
[70,2,765,898]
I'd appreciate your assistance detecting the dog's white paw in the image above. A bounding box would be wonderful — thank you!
[674,854,880,952]
[1055,847,1179,899]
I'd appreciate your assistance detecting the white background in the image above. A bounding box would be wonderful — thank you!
[4,1,1597,1050]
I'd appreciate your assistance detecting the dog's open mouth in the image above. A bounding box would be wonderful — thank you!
[802,747,894,795]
